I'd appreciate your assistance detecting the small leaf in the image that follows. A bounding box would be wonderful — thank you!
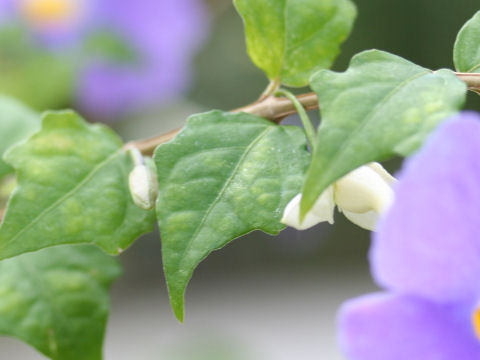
[234,0,356,86]
[0,111,155,259]
[154,111,310,321]
[454,11,480,73]
[301,50,466,217]
[0,95,39,178]
[0,245,121,360]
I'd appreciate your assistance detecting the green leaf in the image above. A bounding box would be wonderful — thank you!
[0,27,74,110]
[0,245,121,360]
[454,11,480,73]
[0,95,39,178]
[154,111,310,321]
[301,50,467,217]
[234,0,356,87]
[0,110,155,259]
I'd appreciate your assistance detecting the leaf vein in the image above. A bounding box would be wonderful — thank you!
[176,126,273,270]
[2,150,122,249]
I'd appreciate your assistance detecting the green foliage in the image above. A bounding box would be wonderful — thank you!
[154,110,310,321]
[0,111,155,259]
[0,95,39,178]
[454,11,480,72]
[0,2,480,357]
[0,245,121,360]
[0,28,74,110]
[84,30,138,64]
[234,0,356,86]
[301,50,467,217]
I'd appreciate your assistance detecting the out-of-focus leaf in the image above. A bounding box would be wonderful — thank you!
[84,30,138,64]
[0,245,121,360]
[234,0,356,86]
[0,95,39,178]
[454,11,480,73]
[0,28,73,110]
[0,111,155,259]
[301,50,466,217]
[154,110,310,321]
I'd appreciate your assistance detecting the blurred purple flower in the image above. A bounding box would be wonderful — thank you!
[0,0,208,118]
[77,0,208,119]
[338,112,480,359]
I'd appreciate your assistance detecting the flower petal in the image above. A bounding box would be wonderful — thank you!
[342,209,378,231]
[371,113,480,302]
[76,0,209,118]
[335,163,394,214]
[281,188,335,230]
[338,293,480,360]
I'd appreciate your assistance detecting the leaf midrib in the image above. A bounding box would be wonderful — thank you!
[175,126,273,272]
[315,69,430,193]
[467,63,480,73]
[1,149,122,253]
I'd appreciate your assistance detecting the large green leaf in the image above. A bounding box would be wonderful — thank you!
[154,111,310,321]
[0,95,39,178]
[234,0,356,87]
[301,50,467,217]
[0,111,155,259]
[454,11,480,73]
[0,245,121,360]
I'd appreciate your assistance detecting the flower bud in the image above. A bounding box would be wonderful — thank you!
[128,164,158,210]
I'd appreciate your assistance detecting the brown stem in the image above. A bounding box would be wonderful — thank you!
[128,71,480,156]
[128,92,318,155]
[455,72,480,91]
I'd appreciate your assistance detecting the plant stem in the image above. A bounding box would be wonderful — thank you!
[127,92,318,155]
[275,89,317,151]
[1,71,480,221]
[125,71,480,156]
[455,72,480,91]
[258,78,281,101]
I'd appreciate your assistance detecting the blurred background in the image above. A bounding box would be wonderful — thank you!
[0,0,479,358]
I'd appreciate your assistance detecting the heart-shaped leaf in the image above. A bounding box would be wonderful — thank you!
[0,111,155,259]
[154,110,310,320]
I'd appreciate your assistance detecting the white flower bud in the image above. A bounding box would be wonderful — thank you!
[281,162,395,231]
[129,164,158,210]
[127,147,157,210]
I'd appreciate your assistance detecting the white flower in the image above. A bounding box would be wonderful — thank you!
[281,162,396,231]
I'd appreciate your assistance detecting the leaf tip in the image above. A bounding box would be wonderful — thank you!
[299,194,312,223]
[172,299,185,323]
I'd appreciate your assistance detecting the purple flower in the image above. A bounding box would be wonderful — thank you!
[76,0,208,119]
[0,0,208,118]
[338,112,480,359]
